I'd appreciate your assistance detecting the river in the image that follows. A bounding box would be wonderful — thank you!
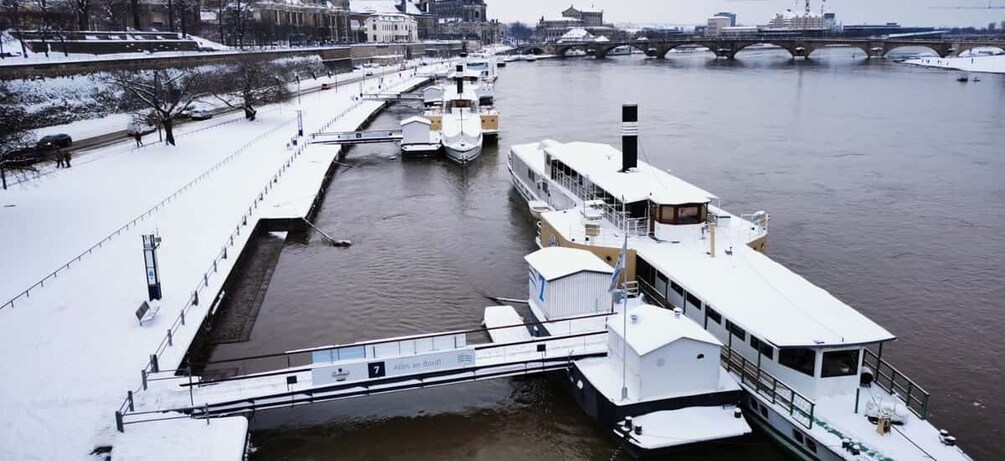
[206,48,1005,460]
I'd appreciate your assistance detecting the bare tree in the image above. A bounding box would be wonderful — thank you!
[33,0,51,56]
[2,0,30,58]
[106,69,208,146]
[0,81,39,190]
[65,0,92,31]
[93,0,127,30]
[224,0,253,48]
[130,0,139,30]
[208,55,291,120]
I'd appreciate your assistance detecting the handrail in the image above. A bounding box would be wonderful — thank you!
[720,346,816,430]
[862,348,930,419]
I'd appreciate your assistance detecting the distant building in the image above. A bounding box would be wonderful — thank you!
[562,5,603,27]
[765,9,836,31]
[715,12,737,27]
[535,4,621,42]
[705,16,732,37]
[363,12,417,42]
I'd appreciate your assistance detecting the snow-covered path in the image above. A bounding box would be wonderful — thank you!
[0,60,444,460]
[904,54,1005,74]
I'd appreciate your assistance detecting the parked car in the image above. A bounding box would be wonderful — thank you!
[1,147,48,167]
[320,82,334,90]
[188,109,213,120]
[126,120,157,136]
[37,134,72,149]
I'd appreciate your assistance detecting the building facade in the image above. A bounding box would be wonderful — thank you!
[562,5,602,26]
[363,13,417,42]
[705,16,732,37]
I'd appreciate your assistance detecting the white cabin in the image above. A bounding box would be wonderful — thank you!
[525,247,613,327]
[401,116,433,145]
[606,305,722,401]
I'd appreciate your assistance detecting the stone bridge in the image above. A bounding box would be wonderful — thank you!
[512,37,1005,60]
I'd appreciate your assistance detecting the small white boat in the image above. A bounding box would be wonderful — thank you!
[528,200,553,219]
[524,54,538,62]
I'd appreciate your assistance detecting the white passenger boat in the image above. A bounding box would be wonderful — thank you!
[485,247,752,456]
[507,104,974,461]
[607,45,635,56]
[466,52,499,83]
[424,65,485,164]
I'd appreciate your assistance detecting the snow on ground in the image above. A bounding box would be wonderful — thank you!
[111,417,247,461]
[0,59,445,460]
[31,113,133,141]
[188,35,230,51]
[905,53,1005,74]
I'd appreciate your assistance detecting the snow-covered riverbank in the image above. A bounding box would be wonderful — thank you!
[0,60,445,460]
[905,54,1005,74]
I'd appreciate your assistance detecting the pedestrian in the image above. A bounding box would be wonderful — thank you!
[63,150,72,168]
[54,150,64,168]
[134,131,143,147]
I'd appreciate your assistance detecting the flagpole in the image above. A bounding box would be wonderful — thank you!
[620,233,628,401]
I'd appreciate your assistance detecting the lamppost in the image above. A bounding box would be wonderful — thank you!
[295,72,303,137]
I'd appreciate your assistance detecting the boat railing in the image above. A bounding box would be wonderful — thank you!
[721,346,816,430]
[862,348,930,419]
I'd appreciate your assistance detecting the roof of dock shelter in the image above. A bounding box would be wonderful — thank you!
[544,142,716,205]
[525,247,613,281]
[608,304,721,356]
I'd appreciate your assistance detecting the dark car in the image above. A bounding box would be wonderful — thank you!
[37,134,73,149]
[1,146,49,167]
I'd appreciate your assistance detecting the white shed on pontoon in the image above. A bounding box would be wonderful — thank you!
[401,116,433,144]
[526,247,613,322]
[607,304,722,400]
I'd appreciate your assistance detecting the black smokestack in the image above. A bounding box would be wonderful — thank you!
[621,103,639,172]
[456,64,464,94]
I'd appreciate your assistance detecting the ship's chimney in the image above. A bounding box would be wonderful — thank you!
[456,64,464,94]
[621,103,639,172]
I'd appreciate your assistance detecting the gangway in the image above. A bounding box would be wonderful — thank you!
[118,312,613,428]
[361,93,424,102]
[310,130,403,145]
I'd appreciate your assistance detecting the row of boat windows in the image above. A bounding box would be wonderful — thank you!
[750,393,817,454]
[636,255,860,379]
[547,159,648,218]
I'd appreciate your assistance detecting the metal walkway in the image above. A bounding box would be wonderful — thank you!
[362,93,424,102]
[119,313,612,428]
[310,130,402,145]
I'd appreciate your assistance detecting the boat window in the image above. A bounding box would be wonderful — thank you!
[805,438,817,453]
[670,281,684,296]
[751,336,774,360]
[706,307,721,324]
[656,272,668,300]
[677,205,703,224]
[821,349,861,378]
[792,430,804,444]
[527,168,536,182]
[655,204,708,225]
[686,293,701,311]
[636,256,655,285]
[778,348,816,377]
[726,321,745,341]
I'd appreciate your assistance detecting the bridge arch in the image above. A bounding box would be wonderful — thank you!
[883,44,951,59]
[952,44,1004,58]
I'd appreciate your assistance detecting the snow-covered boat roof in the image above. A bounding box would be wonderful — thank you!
[350,0,422,15]
[540,141,717,205]
[543,208,896,348]
[608,304,720,356]
[400,116,430,126]
[525,247,613,281]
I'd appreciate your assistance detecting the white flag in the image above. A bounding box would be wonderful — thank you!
[609,238,627,293]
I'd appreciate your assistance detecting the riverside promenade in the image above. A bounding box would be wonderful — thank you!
[0,61,445,460]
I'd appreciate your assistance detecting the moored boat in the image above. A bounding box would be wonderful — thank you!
[508,103,974,461]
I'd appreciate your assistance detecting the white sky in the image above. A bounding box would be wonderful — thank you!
[487,0,1005,28]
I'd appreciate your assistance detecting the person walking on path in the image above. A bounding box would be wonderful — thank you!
[134,131,144,148]
[53,149,65,168]
[63,150,72,168]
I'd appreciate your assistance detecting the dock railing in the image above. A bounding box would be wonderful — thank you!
[721,346,816,430]
[862,348,930,419]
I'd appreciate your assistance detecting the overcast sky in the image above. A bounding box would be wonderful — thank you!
[487,0,1005,28]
